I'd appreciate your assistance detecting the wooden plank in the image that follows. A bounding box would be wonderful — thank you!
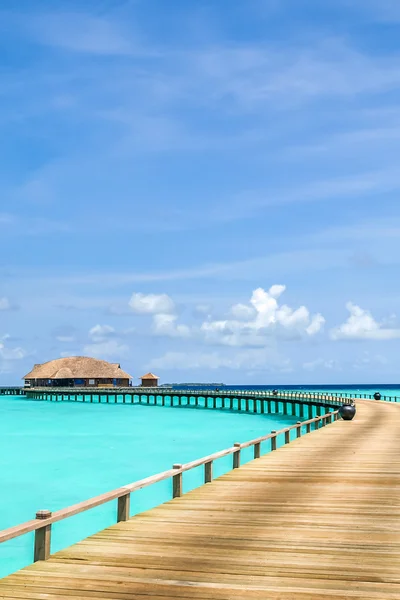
[2,401,400,599]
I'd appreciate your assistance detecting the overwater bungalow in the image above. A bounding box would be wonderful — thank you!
[140,373,159,387]
[23,356,132,388]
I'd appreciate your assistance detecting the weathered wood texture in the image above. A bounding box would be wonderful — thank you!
[1,400,400,599]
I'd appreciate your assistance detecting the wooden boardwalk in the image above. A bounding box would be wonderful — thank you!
[1,400,400,599]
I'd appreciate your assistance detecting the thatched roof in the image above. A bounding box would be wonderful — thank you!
[141,372,159,380]
[23,356,132,380]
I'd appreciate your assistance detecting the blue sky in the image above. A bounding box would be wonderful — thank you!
[1,0,400,385]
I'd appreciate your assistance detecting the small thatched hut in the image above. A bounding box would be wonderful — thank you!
[140,373,159,387]
[23,356,132,388]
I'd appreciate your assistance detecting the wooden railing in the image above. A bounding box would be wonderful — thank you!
[4,385,400,403]
[27,386,350,407]
[0,409,338,564]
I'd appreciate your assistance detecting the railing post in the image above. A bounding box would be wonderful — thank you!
[254,441,261,459]
[34,510,52,562]
[204,460,213,483]
[172,464,183,498]
[271,431,277,451]
[306,421,311,433]
[296,421,302,438]
[117,493,131,522]
[284,430,290,444]
[233,443,241,468]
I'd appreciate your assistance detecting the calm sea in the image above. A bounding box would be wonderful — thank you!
[0,393,299,578]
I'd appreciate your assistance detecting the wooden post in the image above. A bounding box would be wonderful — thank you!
[299,403,304,418]
[307,404,312,419]
[296,422,302,438]
[204,460,213,483]
[271,431,277,451]
[172,464,183,498]
[233,443,241,469]
[117,493,130,522]
[315,418,319,430]
[285,430,290,444]
[283,402,288,415]
[34,510,52,562]
[267,399,271,413]
[306,422,311,433]
[254,442,261,459]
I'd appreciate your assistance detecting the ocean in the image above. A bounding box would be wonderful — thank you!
[1,383,398,577]
[0,392,299,578]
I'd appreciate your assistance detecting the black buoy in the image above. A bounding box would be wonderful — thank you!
[339,404,356,421]
[374,392,381,401]
[272,389,278,396]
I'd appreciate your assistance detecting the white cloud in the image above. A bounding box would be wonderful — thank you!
[83,340,129,359]
[0,338,26,360]
[200,286,325,347]
[230,303,256,320]
[88,324,116,342]
[152,313,191,338]
[331,302,400,340]
[129,292,175,315]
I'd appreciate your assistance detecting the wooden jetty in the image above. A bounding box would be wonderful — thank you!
[1,399,400,598]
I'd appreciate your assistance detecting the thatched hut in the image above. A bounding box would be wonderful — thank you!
[23,356,132,388]
[140,373,159,387]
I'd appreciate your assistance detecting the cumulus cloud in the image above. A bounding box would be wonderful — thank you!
[331,302,400,340]
[88,324,116,342]
[152,314,191,338]
[200,286,325,347]
[129,292,175,315]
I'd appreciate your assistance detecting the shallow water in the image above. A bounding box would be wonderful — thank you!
[0,394,299,577]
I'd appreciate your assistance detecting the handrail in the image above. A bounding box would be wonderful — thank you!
[27,387,351,406]
[8,386,400,403]
[0,409,338,560]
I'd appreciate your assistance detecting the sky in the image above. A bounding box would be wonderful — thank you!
[1,0,400,385]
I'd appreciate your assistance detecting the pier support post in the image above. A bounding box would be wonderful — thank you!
[285,430,290,444]
[34,510,52,562]
[204,461,213,483]
[117,493,131,522]
[233,443,241,469]
[296,421,302,438]
[271,431,277,451]
[172,464,183,498]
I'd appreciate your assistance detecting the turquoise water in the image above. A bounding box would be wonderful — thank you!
[0,394,300,577]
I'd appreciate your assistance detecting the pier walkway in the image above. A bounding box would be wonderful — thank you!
[1,400,400,599]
